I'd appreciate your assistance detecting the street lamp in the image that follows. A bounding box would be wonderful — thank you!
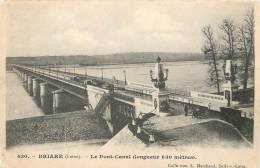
[149,56,168,89]
[73,65,76,77]
[48,65,50,76]
[55,64,58,80]
[101,68,103,80]
[85,67,88,79]
[123,70,127,85]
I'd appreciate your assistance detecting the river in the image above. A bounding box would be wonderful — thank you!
[6,72,44,120]
[66,61,213,92]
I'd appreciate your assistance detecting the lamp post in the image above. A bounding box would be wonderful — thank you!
[123,70,127,85]
[73,65,76,77]
[48,65,50,76]
[101,68,103,80]
[56,64,58,80]
[149,56,168,90]
[85,67,87,79]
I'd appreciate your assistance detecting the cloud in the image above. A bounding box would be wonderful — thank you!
[5,1,254,57]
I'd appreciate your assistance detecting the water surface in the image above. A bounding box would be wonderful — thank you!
[6,72,44,120]
[67,61,213,92]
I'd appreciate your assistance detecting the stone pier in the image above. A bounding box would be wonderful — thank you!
[40,83,47,107]
[40,83,56,114]
[23,73,28,89]
[27,75,33,96]
[19,71,23,80]
[53,89,64,114]
[32,78,41,105]
[52,89,85,114]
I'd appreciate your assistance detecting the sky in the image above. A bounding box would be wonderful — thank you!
[5,0,254,57]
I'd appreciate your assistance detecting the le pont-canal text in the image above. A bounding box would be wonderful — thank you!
[90,154,197,160]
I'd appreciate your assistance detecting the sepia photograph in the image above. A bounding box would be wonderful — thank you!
[1,0,259,167]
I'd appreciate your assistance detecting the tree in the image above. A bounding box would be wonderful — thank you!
[238,9,254,90]
[202,25,221,94]
[219,18,238,83]
[220,18,237,60]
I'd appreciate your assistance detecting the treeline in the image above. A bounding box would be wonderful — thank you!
[93,52,203,65]
[6,55,97,66]
[202,9,254,93]
[6,52,203,66]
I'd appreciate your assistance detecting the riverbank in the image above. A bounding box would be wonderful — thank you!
[6,52,203,69]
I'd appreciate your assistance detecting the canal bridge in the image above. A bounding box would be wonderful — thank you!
[13,64,152,134]
[11,58,253,144]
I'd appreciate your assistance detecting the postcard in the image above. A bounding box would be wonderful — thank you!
[0,0,259,168]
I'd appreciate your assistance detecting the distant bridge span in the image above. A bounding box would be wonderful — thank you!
[14,65,91,100]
